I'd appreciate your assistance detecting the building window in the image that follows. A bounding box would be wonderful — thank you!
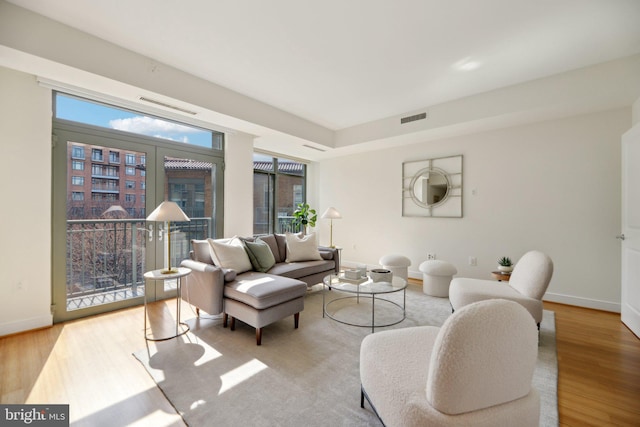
[92,193,118,201]
[71,176,84,186]
[293,184,303,206]
[92,149,103,162]
[70,207,84,217]
[92,164,118,177]
[92,178,118,191]
[253,153,306,234]
[125,194,136,203]
[125,180,135,189]
[109,151,120,163]
[125,154,136,165]
[71,192,84,201]
[72,146,84,159]
[72,160,84,171]
[125,166,136,175]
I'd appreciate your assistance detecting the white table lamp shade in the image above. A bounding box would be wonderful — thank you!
[321,207,342,220]
[146,201,191,222]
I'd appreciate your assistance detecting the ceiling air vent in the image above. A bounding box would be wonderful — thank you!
[400,112,427,124]
[303,144,326,152]
[139,96,197,115]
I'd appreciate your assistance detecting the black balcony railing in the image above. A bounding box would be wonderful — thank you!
[277,216,300,233]
[66,217,212,310]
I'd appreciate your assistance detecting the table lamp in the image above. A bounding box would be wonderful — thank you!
[146,201,190,274]
[321,207,342,248]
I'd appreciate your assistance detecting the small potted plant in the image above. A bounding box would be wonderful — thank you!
[497,256,513,273]
[292,202,317,235]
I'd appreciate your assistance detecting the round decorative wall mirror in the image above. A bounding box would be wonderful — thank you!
[409,167,451,208]
[402,155,462,217]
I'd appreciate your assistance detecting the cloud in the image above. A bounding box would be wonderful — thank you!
[109,116,199,142]
[153,134,190,143]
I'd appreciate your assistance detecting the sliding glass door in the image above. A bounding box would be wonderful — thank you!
[52,121,223,323]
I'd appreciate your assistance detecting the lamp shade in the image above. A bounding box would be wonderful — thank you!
[146,201,190,222]
[321,207,342,220]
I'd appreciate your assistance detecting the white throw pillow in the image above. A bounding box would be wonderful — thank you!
[207,237,252,273]
[285,232,322,263]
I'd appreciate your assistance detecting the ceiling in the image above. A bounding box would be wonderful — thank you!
[4,0,640,159]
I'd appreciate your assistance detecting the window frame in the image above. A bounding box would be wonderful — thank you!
[253,154,307,235]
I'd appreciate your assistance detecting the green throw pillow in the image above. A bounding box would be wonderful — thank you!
[244,240,276,272]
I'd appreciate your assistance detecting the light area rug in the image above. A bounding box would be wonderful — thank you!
[134,284,558,426]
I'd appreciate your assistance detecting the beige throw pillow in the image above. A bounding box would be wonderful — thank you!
[285,232,322,263]
[207,237,252,273]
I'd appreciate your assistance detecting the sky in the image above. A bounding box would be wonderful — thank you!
[55,94,213,148]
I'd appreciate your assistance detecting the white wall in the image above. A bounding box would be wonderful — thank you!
[0,67,53,335]
[318,109,630,311]
[223,132,255,237]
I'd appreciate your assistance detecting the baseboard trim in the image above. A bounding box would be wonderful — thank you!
[344,261,622,313]
[543,292,621,313]
[0,314,53,337]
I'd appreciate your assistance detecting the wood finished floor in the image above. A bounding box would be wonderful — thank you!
[1,286,639,426]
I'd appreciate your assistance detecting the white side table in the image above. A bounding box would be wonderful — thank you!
[143,267,191,341]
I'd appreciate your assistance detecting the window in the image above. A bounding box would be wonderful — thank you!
[293,184,303,206]
[72,146,84,159]
[253,153,307,234]
[72,161,84,171]
[92,193,118,201]
[92,164,118,177]
[92,178,117,191]
[168,181,205,217]
[70,207,84,217]
[109,151,120,163]
[92,149,103,162]
[53,92,225,323]
[55,93,223,149]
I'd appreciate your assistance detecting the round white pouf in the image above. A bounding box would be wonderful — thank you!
[419,260,457,297]
[379,254,411,280]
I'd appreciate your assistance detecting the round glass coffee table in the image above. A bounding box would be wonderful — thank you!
[322,273,407,332]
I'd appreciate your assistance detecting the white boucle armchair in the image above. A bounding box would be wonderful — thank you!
[449,250,554,328]
[360,299,540,427]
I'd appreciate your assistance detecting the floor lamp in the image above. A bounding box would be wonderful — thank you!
[321,207,342,248]
[146,201,190,274]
